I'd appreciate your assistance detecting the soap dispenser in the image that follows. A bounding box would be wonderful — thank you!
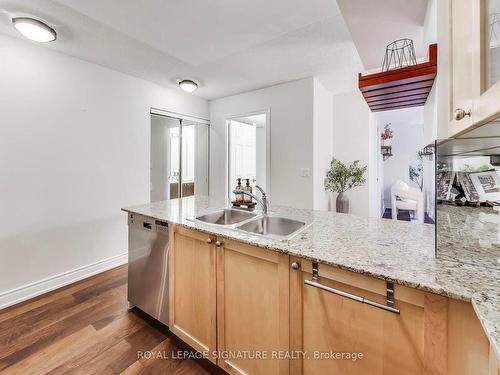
[243,179,253,203]
[235,178,243,203]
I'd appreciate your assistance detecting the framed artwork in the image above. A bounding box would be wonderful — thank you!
[456,172,480,202]
[437,171,456,201]
[469,170,500,202]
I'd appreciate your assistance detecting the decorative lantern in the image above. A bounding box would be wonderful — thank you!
[382,39,418,72]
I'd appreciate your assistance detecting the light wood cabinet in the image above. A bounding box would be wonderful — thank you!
[448,299,490,375]
[169,226,289,373]
[289,257,447,375]
[168,226,497,375]
[450,0,500,137]
[169,226,217,363]
[216,238,290,375]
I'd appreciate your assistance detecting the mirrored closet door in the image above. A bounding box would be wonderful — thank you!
[150,112,209,202]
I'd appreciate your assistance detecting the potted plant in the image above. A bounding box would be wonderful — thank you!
[324,158,367,213]
[381,123,393,146]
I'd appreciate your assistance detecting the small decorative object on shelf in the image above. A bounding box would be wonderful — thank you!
[381,123,393,147]
[381,39,418,72]
[418,144,435,161]
[381,145,393,161]
[324,158,367,214]
[381,124,393,160]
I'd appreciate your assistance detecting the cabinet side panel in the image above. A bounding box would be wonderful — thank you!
[448,299,489,375]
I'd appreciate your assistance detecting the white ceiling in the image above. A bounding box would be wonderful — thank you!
[0,0,364,99]
[374,106,424,128]
[337,0,429,70]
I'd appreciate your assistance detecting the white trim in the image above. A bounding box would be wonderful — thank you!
[150,107,210,124]
[0,252,128,310]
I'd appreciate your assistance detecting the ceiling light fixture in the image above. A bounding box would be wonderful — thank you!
[178,79,198,93]
[12,17,57,43]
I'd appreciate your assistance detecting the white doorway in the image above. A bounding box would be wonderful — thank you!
[227,111,270,199]
[373,107,434,223]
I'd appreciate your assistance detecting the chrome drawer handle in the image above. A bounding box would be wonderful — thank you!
[207,238,212,244]
[304,261,400,315]
[215,241,222,247]
[303,280,400,314]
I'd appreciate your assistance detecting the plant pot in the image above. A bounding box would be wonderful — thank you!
[336,193,349,213]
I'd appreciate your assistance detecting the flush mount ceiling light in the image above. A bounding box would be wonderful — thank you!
[178,79,198,93]
[12,17,57,43]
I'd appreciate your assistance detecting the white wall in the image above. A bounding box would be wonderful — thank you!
[332,91,373,217]
[313,79,334,211]
[0,34,208,307]
[380,123,424,206]
[209,78,315,209]
[374,107,426,213]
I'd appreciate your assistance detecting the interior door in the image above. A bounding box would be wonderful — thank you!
[151,115,210,201]
[150,114,181,202]
[181,120,209,197]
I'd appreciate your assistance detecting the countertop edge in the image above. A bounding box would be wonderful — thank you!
[122,207,471,301]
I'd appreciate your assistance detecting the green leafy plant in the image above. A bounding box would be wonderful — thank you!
[324,158,367,194]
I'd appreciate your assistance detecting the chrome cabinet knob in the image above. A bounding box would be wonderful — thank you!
[291,262,300,270]
[454,108,471,121]
[207,238,212,244]
[215,240,222,247]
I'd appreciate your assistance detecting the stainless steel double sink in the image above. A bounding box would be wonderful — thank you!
[193,208,307,240]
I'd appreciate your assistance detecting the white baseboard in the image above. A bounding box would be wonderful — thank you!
[0,252,128,310]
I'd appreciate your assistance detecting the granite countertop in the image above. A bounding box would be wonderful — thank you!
[438,204,500,269]
[122,195,500,358]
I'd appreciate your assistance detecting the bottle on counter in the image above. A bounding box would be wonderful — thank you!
[243,179,253,203]
[235,178,243,203]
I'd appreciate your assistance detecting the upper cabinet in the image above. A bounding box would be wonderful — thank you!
[450,0,500,137]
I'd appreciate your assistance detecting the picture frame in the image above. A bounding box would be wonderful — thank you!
[469,170,500,202]
[436,171,456,201]
[456,172,480,202]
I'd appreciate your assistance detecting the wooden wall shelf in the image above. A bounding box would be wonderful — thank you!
[359,44,437,112]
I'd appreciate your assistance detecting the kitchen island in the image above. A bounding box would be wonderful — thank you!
[123,195,500,375]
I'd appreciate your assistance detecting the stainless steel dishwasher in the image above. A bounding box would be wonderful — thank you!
[127,213,169,325]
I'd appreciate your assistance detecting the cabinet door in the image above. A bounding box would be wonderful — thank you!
[290,258,447,375]
[450,0,500,136]
[216,238,289,375]
[477,0,500,124]
[169,226,217,363]
[450,0,476,136]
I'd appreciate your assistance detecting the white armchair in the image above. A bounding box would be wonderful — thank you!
[390,180,424,223]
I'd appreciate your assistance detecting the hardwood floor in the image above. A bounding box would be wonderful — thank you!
[0,266,222,374]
